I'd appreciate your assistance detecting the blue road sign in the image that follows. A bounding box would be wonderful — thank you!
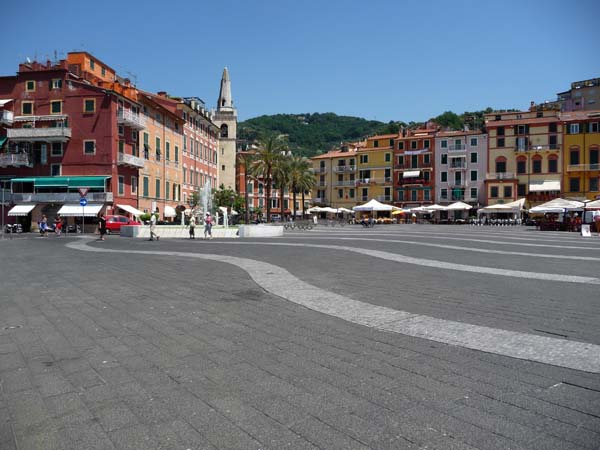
[79,198,88,207]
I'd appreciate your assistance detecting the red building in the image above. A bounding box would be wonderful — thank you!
[393,128,436,207]
[0,53,145,230]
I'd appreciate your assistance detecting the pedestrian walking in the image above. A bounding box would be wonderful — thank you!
[98,212,107,241]
[149,211,160,241]
[54,214,63,237]
[204,212,213,239]
[39,214,48,237]
[189,215,196,239]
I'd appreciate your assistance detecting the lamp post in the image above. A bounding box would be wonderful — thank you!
[1,181,5,238]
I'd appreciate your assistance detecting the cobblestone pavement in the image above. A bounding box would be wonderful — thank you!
[1,225,599,450]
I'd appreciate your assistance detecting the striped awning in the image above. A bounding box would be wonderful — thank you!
[8,204,36,216]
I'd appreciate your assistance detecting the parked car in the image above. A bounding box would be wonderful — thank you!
[105,215,141,234]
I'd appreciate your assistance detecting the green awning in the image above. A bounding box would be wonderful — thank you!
[0,137,7,148]
[10,176,110,188]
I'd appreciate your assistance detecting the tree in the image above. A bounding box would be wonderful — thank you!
[297,167,316,218]
[251,133,288,221]
[272,153,291,219]
[237,151,255,224]
[287,155,312,218]
[434,111,463,130]
[213,184,242,210]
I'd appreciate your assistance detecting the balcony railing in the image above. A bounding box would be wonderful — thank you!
[448,162,467,170]
[314,197,327,203]
[333,165,356,173]
[448,144,465,151]
[317,181,327,187]
[313,167,327,174]
[0,153,30,167]
[7,127,72,142]
[117,109,146,130]
[334,180,356,186]
[1,110,13,125]
[514,144,561,152]
[376,195,392,202]
[11,192,114,203]
[567,164,600,172]
[117,152,145,169]
[486,172,515,180]
[398,178,429,186]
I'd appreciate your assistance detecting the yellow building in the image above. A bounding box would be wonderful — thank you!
[484,106,563,208]
[561,110,600,201]
[311,142,362,209]
[356,135,395,204]
[138,93,185,219]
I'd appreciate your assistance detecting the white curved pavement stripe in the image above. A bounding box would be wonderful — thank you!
[222,241,600,284]
[66,239,600,373]
[281,236,600,261]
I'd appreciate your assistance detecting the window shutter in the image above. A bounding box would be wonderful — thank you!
[566,125,571,135]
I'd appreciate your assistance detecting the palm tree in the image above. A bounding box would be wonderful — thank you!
[288,156,311,218]
[297,168,316,218]
[236,151,255,224]
[273,153,291,220]
[251,133,287,222]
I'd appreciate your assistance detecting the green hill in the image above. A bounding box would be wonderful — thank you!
[238,113,403,158]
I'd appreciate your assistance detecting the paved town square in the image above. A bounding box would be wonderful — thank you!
[1,226,599,450]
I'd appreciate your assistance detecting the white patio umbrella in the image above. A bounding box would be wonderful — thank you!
[529,198,584,213]
[352,199,394,212]
[445,201,473,211]
[307,206,323,214]
[320,207,338,213]
[423,204,447,211]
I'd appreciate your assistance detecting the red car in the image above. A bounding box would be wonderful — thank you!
[105,215,141,234]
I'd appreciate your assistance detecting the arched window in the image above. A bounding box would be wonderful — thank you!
[495,156,507,173]
[516,156,527,174]
[220,124,228,138]
[532,155,542,174]
[547,154,558,173]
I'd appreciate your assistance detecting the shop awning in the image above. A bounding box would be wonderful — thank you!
[403,170,420,178]
[8,204,36,216]
[0,137,7,148]
[57,204,103,217]
[117,204,144,217]
[0,99,12,107]
[10,176,110,188]
[529,180,560,192]
[164,205,177,218]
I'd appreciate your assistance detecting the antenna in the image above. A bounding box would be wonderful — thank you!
[125,71,138,86]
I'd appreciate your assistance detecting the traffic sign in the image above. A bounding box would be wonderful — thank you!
[79,198,88,207]
[78,188,89,197]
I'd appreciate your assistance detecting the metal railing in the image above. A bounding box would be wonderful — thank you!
[486,172,515,180]
[0,110,13,125]
[11,192,114,203]
[448,144,465,151]
[333,180,356,186]
[117,152,145,168]
[7,127,72,141]
[0,153,30,167]
[333,165,356,173]
[117,109,146,129]
[567,164,600,171]
[313,167,327,174]
[376,195,392,202]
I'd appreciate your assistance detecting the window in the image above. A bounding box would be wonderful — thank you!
[497,138,505,148]
[548,156,558,173]
[131,131,137,142]
[389,139,394,147]
[497,126,505,136]
[411,141,417,149]
[570,149,580,165]
[165,181,170,200]
[424,154,430,164]
[532,157,542,174]
[441,154,447,165]
[569,123,580,134]
[424,189,431,201]
[155,137,161,161]
[25,80,35,92]
[470,187,477,199]
[143,177,149,197]
[440,188,447,199]
[101,66,106,77]
[360,154,368,164]
[338,189,343,198]
[131,176,137,195]
[589,177,598,192]
[495,158,507,173]
[490,186,499,198]
[441,140,447,148]
[51,79,62,89]
[517,125,528,135]
[549,135,558,149]
[470,170,477,181]
[83,140,96,155]
[90,59,95,70]
[398,142,404,150]
[118,176,124,195]
[455,139,462,149]
[411,190,417,201]
[591,122,599,133]
[50,164,61,176]
[222,164,225,171]
[424,140,430,148]
[175,145,179,163]
[166,141,170,161]
[155,179,161,198]
[385,153,391,162]
[441,172,447,182]
[373,140,378,148]
[22,101,33,115]
[569,177,580,192]
[470,152,477,163]
[51,142,63,157]
[470,137,478,146]
[118,125,124,136]
[549,123,557,133]
[83,98,95,113]
[517,158,526,174]
[118,140,124,153]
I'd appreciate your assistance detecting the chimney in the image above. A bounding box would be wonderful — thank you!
[157,91,168,97]
[530,100,536,111]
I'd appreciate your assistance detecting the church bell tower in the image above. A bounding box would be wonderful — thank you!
[212,67,237,191]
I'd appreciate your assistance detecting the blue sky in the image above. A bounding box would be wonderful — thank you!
[2,0,599,123]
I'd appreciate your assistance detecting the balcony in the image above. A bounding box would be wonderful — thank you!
[334,180,356,186]
[333,165,356,173]
[1,110,13,125]
[447,144,466,152]
[486,172,515,180]
[448,162,467,170]
[117,109,146,130]
[567,164,600,172]
[314,197,327,203]
[376,195,392,202]
[117,152,145,169]
[398,178,429,186]
[515,144,561,152]
[0,153,30,167]
[313,167,327,174]
[317,181,327,187]
[11,192,113,203]
[7,127,71,142]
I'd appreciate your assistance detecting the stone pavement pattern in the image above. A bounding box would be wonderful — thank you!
[0,226,599,449]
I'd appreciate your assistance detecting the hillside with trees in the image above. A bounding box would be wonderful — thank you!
[238,108,513,158]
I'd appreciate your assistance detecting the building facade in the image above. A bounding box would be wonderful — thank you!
[311,143,360,209]
[356,135,395,204]
[561,110,600,201]
[394,129,436,207]
[484,106,563,208]
[435,131,487,206]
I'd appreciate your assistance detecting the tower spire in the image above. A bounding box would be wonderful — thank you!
[217,67,233,110]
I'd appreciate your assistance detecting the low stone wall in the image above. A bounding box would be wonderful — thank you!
[121,225,239,239]
[238,224,283,238]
